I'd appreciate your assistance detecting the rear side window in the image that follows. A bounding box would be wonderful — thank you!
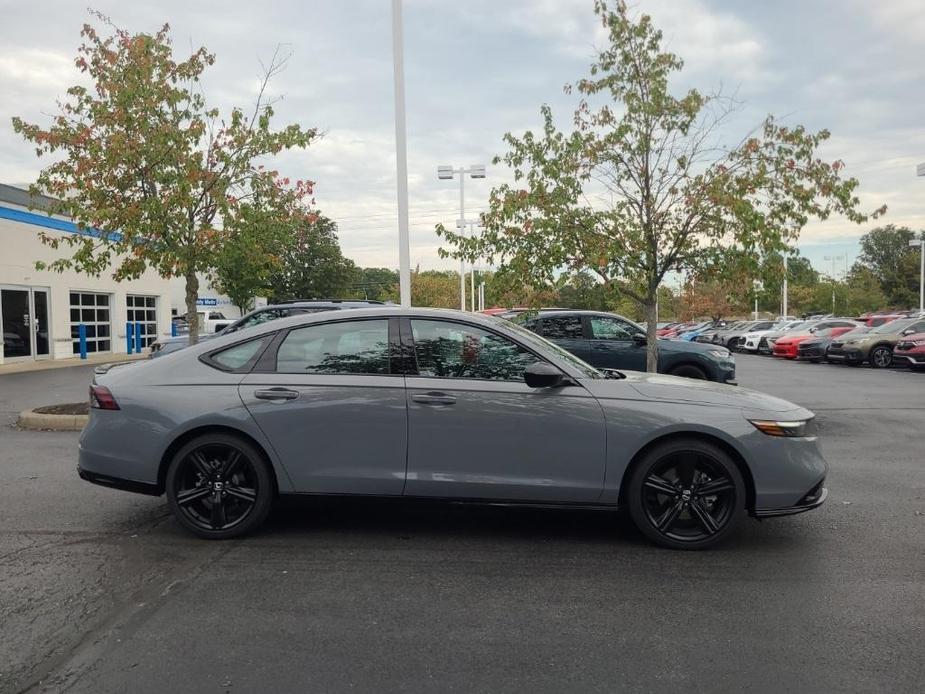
[542,316,583,339]
[208,337,270,371]
[276,319,390,375]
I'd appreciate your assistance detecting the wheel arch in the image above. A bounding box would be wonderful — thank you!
[665,360,710,379]
[617,431,757,513]
[157,425,281,496]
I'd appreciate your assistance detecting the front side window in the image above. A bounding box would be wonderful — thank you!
[542,316,584,339]
[276,319,390,374]
[590,316,635,340]
[410,319,538,381]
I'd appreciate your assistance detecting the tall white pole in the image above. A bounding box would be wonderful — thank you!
[469,222,476,312]
[391,0,411,308]
[919,241,924,314]
[782,254,788,318]
[459,175,466,311]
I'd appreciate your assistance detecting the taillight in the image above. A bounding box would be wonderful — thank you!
[89,385,120,410]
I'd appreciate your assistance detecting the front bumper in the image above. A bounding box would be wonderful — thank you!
[754,481,828,518]
[797,345,824,360]
[826,346,864,363]
[893,351,925,366]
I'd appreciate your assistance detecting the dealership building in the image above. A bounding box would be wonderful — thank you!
[0,184,245,367]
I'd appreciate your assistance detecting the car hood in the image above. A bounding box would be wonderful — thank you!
[657,339,726,356]
[585,371,806,414]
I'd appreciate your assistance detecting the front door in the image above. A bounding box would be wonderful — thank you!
[238,317,407,495]
[586,314,647,371]
[1,287,53,362]
[402,318,606,503]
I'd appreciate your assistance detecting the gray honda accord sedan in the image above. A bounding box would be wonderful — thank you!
[78,308,827,549]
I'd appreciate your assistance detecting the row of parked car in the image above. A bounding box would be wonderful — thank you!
[657,311,925,369]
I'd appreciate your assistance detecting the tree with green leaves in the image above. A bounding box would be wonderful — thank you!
[211,178,309,314]
[856,225,925,307]
[437,1,882,370]
[267,214,357,301]
[349,267,400,301]
[12,12,316,341]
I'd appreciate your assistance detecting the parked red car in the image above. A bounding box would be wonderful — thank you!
[893,332,925,371]
[772,333,814,359]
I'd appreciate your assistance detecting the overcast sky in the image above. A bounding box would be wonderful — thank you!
[1,0,924,280]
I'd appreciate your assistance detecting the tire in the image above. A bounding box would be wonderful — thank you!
[626,438,745,550]
[668,364,708,380]
[868,345,892,369]
[166,433,274,539]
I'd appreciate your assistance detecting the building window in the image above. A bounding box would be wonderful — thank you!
[127,295,158,348]
[70,292,111,354]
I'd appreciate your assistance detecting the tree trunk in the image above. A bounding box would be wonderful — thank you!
[644,297,658,373]
[185,271,200,345]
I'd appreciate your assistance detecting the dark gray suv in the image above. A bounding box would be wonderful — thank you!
[520,310,736,383]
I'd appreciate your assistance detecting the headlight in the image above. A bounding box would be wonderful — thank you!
[708,349,731,359]
[749,418,817,437]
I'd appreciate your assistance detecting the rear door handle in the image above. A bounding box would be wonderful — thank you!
[254,388,300,401]
[411,391,457,406]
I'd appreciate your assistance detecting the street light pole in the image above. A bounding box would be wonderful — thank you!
[910,239,925,314]
[782,254,788,318]
[391,0,411,308]
[824,254,845,315]
[438,164,486,311]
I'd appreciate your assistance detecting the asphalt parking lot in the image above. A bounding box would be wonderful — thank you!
[1,357,923,693]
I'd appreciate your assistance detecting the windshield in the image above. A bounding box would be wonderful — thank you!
[497,316,603,379]
[872,317,918,334]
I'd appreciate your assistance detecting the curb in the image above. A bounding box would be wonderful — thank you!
[17,409,89,432]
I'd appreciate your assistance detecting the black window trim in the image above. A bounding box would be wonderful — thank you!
[399,316,560,383]
[250,315,400,377]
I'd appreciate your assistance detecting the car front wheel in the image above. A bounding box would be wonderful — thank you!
[626,438,745,550]
[166,433,274,539]
[869,346,892,369]
[668,364,707,380]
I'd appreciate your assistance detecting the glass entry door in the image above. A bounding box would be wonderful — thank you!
[1,289,32,360]
[1,287,52,362]
[33,289,50,358]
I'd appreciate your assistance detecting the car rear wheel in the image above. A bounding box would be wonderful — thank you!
[626,439,745,550]
[166,433,274,539]
[869,345,892,369]
[668,364,707,380]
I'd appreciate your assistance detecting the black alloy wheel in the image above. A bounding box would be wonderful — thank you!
[166,434,273,539]
[869,345,892,369]
[627,439,745,550]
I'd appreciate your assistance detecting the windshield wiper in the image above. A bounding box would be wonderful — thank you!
[602,368,626,380]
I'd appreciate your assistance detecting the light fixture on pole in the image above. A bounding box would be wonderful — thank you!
[438,164,487,311]
[910,238,924,315]
[391,0,412,308]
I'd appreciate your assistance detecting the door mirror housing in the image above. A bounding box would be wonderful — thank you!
[632,333,647,345]
[902,328,916,335]
[524,362,565,388]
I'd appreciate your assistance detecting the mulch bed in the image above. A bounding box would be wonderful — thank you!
[32,402,89,416]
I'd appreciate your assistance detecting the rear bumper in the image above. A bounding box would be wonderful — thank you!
[77,465,161,496]
[754,482,827,518]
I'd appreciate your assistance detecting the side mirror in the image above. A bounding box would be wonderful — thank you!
[524,362,565,388]
[902,328,916,335]
[632,333,647,345]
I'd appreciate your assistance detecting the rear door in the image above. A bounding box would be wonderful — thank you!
[586,314,647,371]
[538,314,590,361]
[238,317,407,495]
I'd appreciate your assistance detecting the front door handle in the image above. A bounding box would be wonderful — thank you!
[254,388,300,401]
[411,391,457,406]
